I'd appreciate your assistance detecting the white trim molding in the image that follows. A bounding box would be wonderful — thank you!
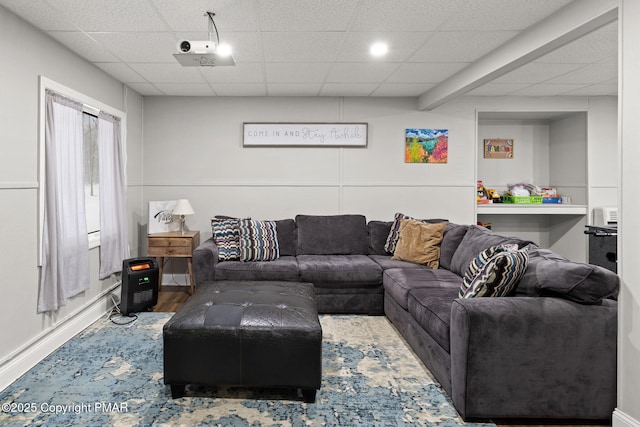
[614,409,640,427]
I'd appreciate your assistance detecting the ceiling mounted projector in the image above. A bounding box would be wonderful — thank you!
[173,12,236,67]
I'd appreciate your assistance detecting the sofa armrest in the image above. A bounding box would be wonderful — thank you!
[193,237,219,285]
[450,296,617,420]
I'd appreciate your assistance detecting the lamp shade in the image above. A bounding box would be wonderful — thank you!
[172,199,194,216]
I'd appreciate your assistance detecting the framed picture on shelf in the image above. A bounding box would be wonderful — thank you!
[148,200,180,234]
[484,138,514,158]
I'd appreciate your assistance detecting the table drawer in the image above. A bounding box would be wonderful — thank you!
[148,237,193,248]
[147,245,193,257]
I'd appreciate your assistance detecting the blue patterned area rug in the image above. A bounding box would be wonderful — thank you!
[0,313,495,426]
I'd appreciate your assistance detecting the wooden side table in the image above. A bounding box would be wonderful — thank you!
[147,230,200,295]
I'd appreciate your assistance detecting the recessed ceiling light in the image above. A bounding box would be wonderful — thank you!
[370,42,388,57]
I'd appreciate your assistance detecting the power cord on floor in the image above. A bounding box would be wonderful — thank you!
[107,294,138,325]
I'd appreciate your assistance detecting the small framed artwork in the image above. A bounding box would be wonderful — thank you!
[405,128,448,163]
[484,138,514,158]
[148,200,180,234]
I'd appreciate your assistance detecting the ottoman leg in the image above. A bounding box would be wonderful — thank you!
[170,384,186,399]
[302,389,317,403]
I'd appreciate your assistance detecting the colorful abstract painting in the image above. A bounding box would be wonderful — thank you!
[405,128,448,163]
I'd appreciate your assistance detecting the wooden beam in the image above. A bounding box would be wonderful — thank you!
[418,0,619,110]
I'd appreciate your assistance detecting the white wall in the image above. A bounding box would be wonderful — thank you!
[0,6,144,388]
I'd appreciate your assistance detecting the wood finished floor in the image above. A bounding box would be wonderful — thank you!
[153,288,611,427]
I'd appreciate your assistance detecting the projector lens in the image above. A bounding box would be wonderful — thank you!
[179,40,191,53]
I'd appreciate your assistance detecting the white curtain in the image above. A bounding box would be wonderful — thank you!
[38,90,90,313]
[98,112,129,279]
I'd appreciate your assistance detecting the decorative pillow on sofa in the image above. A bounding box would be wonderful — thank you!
[384,212,448,254]
[211,218,241,261]
[391,219,447,268]
[460,245,529,298]
[238,219,280,262]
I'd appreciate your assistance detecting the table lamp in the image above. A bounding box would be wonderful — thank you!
[172,199,194,234]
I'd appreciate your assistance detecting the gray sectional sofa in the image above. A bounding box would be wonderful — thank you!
[192,214,619,421]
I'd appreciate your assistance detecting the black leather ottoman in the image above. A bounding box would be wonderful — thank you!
[163,280,322,402]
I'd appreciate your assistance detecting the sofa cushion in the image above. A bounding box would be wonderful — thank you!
[296,214,368,255]
[517,256,619,304]
[368,220,393,255]
[407,287,460,352]
[459,244,517,297]
[369,254,430,271]
[384,267,462,309]
[238,219,280,262]
[439,223,469,271]
[392,220,447,268]
[297,254,382,285]
[211,218,241,261]
[384,212,447,253]
[275,219,296,256]
[449,225,530,276]
[460,246,530,298]
[214,256,299,281]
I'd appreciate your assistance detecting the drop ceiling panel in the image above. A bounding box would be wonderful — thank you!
[154,83,215,96]
[151,0,258,32]
[535,28,618,64]
[256,0,358,32]
[49,0,169,32]
[545,63,617,85]
[210,83,267,96]
[439,0,573,31]
[0,0,77,31]
[129,63,207,83]
[492,62,586,84]
[202,63,265,83]
[126,83,164,96]
[90,32,179,63]
[349,0,466,32]
[371,83,436,97]
[509,83,587,96]
[326,63,399,83]
[465,82,531,96]
[95,63,146,83]
[386,63,470,84]
[265,63,332,83]
[319,83,380,97]
[409,31,519,63]
[267,83,322,96]
[261,32,346,62]
[48,32,122,62]
[563,84,617,96]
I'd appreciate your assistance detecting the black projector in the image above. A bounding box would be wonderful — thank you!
[120,257,159,316]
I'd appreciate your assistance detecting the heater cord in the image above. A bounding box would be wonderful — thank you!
[108,294,138,325]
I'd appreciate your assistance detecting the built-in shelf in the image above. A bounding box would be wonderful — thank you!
[476,204,588,215]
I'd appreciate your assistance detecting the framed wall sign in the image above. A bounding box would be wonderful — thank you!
[243,123,368,147]
[484,138,514,158]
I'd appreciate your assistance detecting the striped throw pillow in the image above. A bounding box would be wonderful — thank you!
[461,245,529,298]
[211,218,241,261]
[238,219,280,262]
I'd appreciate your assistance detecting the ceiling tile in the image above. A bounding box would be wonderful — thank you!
[153,83,214,96]
[94,63,147,83]
[129,63,207,83]
[545,63,617,85]
[509,83,588,96]
[202,63,265,83]
[371,83,435,97]
[439,0,573,31]
[386,63,469,83]
[0,0,78,30]
[492,62,585,84]
[409,31,518,63]
[126,83,164,96]
[535,27,618,64]
[319,83,379,97]
[326,63,398,83]
[48,0,169,32]
[151,0,258,32]
[336,32,433,63]
[350,0,466,32]
[257,0,358,32]
[210,83,267,96]
[562,84,618,96]
[265,63,332,83]
[261,32,346,62]
[267,83,322,96]
[90,32,178,62]
[48,31,121,62]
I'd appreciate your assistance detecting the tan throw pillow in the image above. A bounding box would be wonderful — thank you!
[392,219,446,268]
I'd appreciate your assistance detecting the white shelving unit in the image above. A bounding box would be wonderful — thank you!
[476,111,589,262]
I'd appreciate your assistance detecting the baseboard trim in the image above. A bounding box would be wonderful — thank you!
[0,286,119,391]
[613,408,640,427]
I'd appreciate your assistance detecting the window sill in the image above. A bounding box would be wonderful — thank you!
[88,232,100,250]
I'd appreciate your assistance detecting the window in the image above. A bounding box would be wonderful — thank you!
[83,110,100,236]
